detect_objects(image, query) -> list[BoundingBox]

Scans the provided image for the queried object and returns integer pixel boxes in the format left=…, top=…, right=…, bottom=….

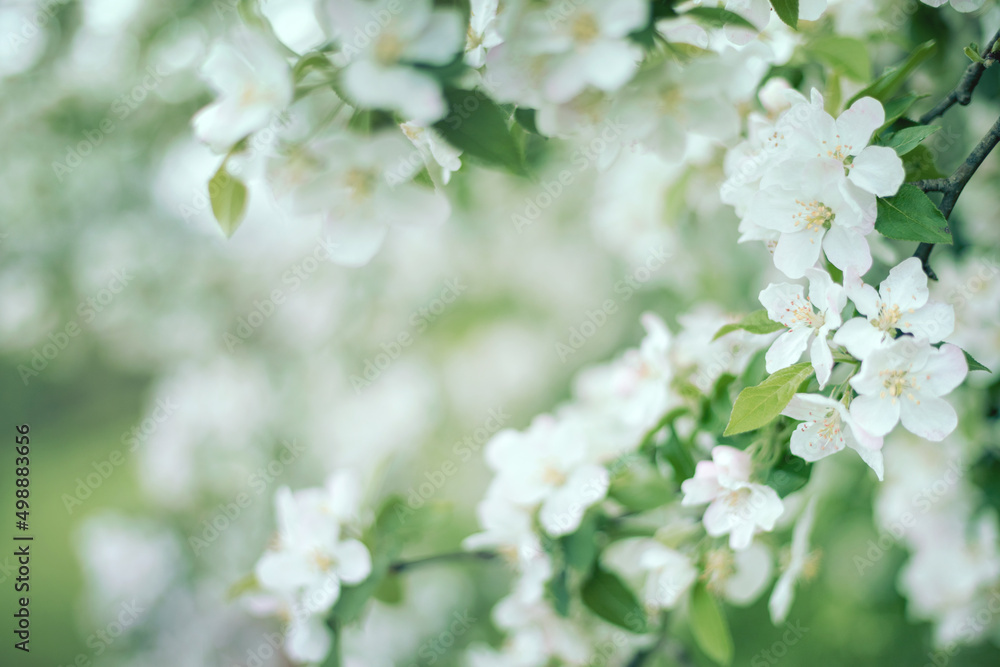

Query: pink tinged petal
left=810, top=335, right=834, bottom=387
left=334, top=539, right=373, bottom=584
left=849, top=394, right=900, bottom=437
left=822, top=224, right=872, bottom=276
left=774, top=228, right=825, bottom=279
left=849, top=146, right=905, bottom=197
left=836, top=97, right=885, bottom=153
left=900, top=302, right=954, bottom=344
left=920, top=343, right=968, bottom=396
left=766, top=328, right=812, bottom=374
left=790, top=420, right=845, bottom=462
left=749, top=484, right=784, bottom=531
left=712, top=446, right=752, bottom=486
left=681, top=461, right=723, bottom=505
left=880, top=257, right=929, bottom=309
left=703, top=499, right=740, bottom=540
left=899, top=396, right=957, bottom=441
left=845, top=419, right=882, bottom=451
left=832, top=317, right=886, bottom=360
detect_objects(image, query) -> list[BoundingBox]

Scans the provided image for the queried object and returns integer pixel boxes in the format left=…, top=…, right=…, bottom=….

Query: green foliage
left=770, top=0, right=799, bottom=29
left=903, top=144, right=947, bottom=181
left=434, top=88, right=526, bottom=175
left=963, top=349, right=991, bottom=373
left=724, top=363, right=814, bottom=436
left=875, top=185, right=952, bottom=244
left=581, top=568, right=648, bottom=633
left=847, top=40, right=936, bottom=106
left=766, top=453, right=813, bottom=497
left=689, top=583, right=734, bottom=666
left=209, top=163, right=248, bottom=238
left=683, top=7, right=757, bottom=31
left=879, top=93, right=926, bottom=131
left=883, top=125, right=940, bottom=155
left=563, top=510, right=601, bottom=572
left=609, top=464, right=676, bottom=512
left=713, top=310, right=785, bottom=341
left=808, top=36, right=871, bottom=82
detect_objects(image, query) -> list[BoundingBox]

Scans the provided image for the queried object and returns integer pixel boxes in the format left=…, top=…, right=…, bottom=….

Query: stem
left=918, top=27, right=1000, bottom=125
left=389, top=550, right=497, bottom=573
left=912, top=111, right=1000, bottom=278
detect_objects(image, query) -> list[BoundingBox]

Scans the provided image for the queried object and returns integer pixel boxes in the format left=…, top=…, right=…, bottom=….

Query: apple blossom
left=681, top=446, right=784, bottom=550
left=834, top=257, right=956, bottom=360
left=602, top=538, right=698, bottom=611
left=192, top=30, right=293, bottom=153
left=849, top=338, right=968, bottom=440
left=759, top=269, right=846, bottom=386
left=465, top=0, right=503, bottom=68
left=323, top=0, right=464, bottom=122
left=782, top=393, right=884, bottom=479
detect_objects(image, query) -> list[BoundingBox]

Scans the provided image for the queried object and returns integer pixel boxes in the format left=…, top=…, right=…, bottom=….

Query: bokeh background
left=2, top=0, right=1000, bottom=665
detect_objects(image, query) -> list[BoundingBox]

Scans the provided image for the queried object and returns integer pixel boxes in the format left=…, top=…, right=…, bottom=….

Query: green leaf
left=682, top=7, right=757, bottom=31
left=713, top=310, right=784, bottom=341
left=884, top=125, right=940, bottom=155
left=581, top=568, right=648, bottom=633
left=880, top=93, right=924, bottom=131
left=514, top=107, right=541, bottom=135
left=808, top=36, right=871, bottom=81
left=770, top=0, right=799, bottom=29
left=689, top=584, right=734, bottom=666
left=372, top=574, right=403, bottom=604
left=903, top=144, right=947, bottom=181
left=963, top=349, right=991, bottom=373
left=209, top=164, right=248, bottom=238
left=609, top=466, right=675, bottom=512
left=546, top=565, right=571, bottom=617
left=724, top=363, right=814, bottom=436
left=847, top=40, right=936, bottom=106
left=563, top=511, right=600, bottom=572
left=766, top=454, right=813, bottom=497
left=965, top=44, right=986, bottom=65
left=434, top=88, right=525, bottom=175
left=875, top=184, right=952, bottom=245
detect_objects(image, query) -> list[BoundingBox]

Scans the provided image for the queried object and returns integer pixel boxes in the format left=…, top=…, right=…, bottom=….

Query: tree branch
left=389, top=549, right=497, bottom=573
left=913, top=111, right=1000, bottom=278
left=919, top=28, right=1000, bottom=125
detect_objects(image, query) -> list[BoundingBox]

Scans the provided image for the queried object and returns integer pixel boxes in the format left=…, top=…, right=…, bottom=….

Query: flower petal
left=849, top=146, right=905, bottom=197
left=899, top=396, right=957, bottom=441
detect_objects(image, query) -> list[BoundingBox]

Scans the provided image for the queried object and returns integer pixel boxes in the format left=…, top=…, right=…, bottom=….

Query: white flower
left=192, top=30, right=292, bottom=153
left=269, top=130, right=450, bottom=266
left=834, top=257, right=956, bottom=360
left=400, top=121, right=463, bottom=185
left=920, top=0, right=986, bottom=12
left=759, top=269, right=846, bottom=386
left=465, top=0, right=503, bottom=67
left=324, top=0, right=464, bottom=122
left=747, top=158, right=877, bottom=278
left=786, top=94, right=905, bottom=199
left=491, top=0, right=648, bottom=105
left=769, top=497, right=819, bottom=624
left=484, top=416, right=610, bottom=537
left=702, top=543, right=774, bottom=606
left=724, top=0, right=828, bottom=44
left=782, top=394, right=884, bottom=480
left=254, top=475, right=373, bottom=620
left=462, top=492, right=541, bottom=565
left=681, top=446, right=784, bottom=550
left=849, top=338, right=968, bottom=440
left=602, top=538, right=698, bottom=611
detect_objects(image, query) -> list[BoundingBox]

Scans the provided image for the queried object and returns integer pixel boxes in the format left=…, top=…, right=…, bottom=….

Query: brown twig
left=918, top=28, right=1000, bottom=125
